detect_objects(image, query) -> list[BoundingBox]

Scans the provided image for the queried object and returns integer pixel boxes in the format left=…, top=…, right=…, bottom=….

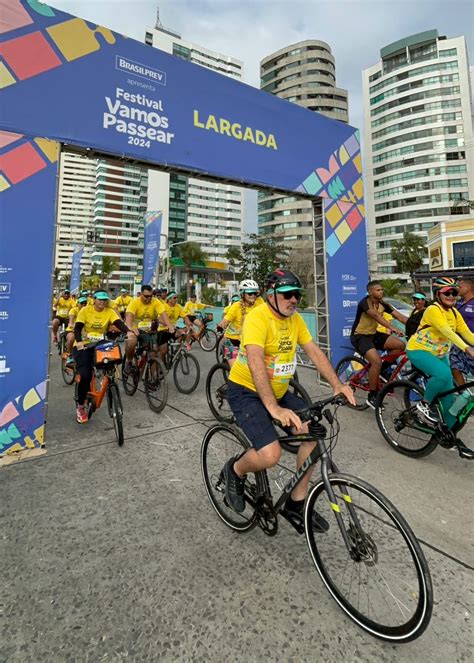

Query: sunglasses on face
left=278, top=290, right=302, bottom=301
left=142, top=294, right=153, bottom=299
left=441, top=289, right=458, bottom=297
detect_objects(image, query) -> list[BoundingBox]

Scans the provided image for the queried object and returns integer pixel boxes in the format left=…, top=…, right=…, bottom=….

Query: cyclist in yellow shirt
left=223, top=294, right=240, bottom=316
left=124, top=284, right=173, bottom=372
left=157, top=291, right=193, bottom=361
left=114, top=288, right=133, bottom=320
left=217, top=279, right=259, bottom=365
left=74, top=290, right=130, bottom=423
left=183, top=294, right=213, bottom=346
left=52, top=288, right=74, bottom=343
left=222, top=269, right=355, bottom=529
left=65, top=294, right=88, bottom=356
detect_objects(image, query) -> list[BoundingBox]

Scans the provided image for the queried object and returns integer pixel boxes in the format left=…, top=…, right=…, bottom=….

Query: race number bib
left=57, top=308, right=68, bottom=316
left=138, top=321, right=152, bottom=330
left=86, top=332, right=103, bottom=341
left=273, top=358, right=296, bottom=378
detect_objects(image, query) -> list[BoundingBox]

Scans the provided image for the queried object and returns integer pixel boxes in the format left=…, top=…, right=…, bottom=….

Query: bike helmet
left=120, top=288, right=128, bottom=294
left=432, top=276, right=458, bottom=294
left=265, top=269, right=302, bottom=293
left=239, top=279, right=259, bottom=293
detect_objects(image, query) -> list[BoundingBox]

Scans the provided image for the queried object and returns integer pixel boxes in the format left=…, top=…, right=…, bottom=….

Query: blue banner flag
left=143, top=212, right=162, bottom=286
left=69, top=245, right=84, bottom=294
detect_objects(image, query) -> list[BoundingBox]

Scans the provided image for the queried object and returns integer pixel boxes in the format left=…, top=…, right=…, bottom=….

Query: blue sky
left=51, top=0, right=474, bottom=231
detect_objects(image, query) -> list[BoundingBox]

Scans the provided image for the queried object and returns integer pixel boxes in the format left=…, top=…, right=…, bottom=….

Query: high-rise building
left=144, top=19, right=244, bottom=281
left=362, top=30, right=474, bottom=280
left=55, top=151, right=96, bottom=279
left=258, top=40, right=349, bottom=244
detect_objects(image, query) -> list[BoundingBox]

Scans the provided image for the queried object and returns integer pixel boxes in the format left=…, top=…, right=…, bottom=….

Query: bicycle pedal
left=280, top=508, right=305, bottom=535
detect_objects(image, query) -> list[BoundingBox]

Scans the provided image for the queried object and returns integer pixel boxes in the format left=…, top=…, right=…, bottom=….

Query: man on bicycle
left=350, top=280, right=408, bottom=409
left=74, top=290, right=130, bottom=423
left=124, top=284, right=173, bottom=372
left=450, top=275, right=474, bottom=386
left=222, top=269, right=355, bottom=531
left=217, top=279, right=260, bottom=365
left=52, top=288, right=74, bottom=343
left=183, top=294, right=212, bottom=347
left=114, top=288, right=132, bottom=320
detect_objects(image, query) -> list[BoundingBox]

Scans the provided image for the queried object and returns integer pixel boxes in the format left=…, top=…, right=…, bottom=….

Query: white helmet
left=239, top=279, right=259, bottom=293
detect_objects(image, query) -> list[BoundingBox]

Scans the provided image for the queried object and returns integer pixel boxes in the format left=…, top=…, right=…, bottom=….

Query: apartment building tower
left=362, top=30, right=474, bottom=280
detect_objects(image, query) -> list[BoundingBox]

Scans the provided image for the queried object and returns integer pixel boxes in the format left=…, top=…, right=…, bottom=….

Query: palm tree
left=380, top=278, right=401, bottom=297
left=177, top=242, right=208, bottom=299
left=100, top=256, right=119, bottom=289
left=390, top=232, right=427, bottom=289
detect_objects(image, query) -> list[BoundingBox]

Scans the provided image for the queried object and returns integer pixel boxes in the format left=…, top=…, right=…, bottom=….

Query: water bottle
left=448, top=389, right=473, bottom=417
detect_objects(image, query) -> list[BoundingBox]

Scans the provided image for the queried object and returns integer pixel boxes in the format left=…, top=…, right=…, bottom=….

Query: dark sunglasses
left=278, top=290, right=302, bottom=301
left=441, top=289, right=458, bottom=297
left=142, top=294, right=153, bottom=299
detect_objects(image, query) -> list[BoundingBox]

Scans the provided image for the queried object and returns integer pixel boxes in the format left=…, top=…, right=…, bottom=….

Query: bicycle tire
left=215, top=334, right=225, bottom=363
left=335, top=355, right=370, bottom=411
left=375, top=380, right=438, bottom=458
left=107, top=382, right=124, bottom=446
left=144, top=357, right=168, bottom=413
left=121, top=355, right=139, bottom=396
left=201, top=424, right=261, bottom=532
left=199, top=328, right=218, bottom=352
left=61, top=356, right=75, bottom=386
left=305, top=473, right=433, bottom=642
left=279, top=379, right=312, bottom=454
left=173, top=351, right=200, bottom=394
left=206, top=362, right=234, bottom=423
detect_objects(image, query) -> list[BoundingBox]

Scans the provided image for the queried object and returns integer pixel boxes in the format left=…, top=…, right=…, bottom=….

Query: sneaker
left=66, top=355, right=75, bottom=367
left=365, top=392, right=379, bottom=410
left=456, top=440, right=474, bottom=460
left=222, top=457, right=246, bottom=513
left=76, top=405, right=88, bottom=424
left=283, top=499, right=329, bottom=533
left=416, top=401, right=439, bottom=423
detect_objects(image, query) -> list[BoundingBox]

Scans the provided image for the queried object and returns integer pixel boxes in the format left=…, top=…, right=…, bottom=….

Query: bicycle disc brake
left=347, top=523, right=378, bottom=565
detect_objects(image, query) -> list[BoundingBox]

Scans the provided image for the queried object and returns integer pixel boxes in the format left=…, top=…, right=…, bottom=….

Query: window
left=453, top=241, right=474, bottom=267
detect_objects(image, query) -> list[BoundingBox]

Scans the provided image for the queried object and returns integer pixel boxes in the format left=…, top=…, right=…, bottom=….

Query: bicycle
left=122, top=332, right=168, bottom=413
left=185, top=312, right=218, bottom=352
left=74, top=337, right=125, bottom=446
left=163, top=334, right=200, bottom=394
left=335, top=349, right=419, bottom=411
left=375, top=375, right=474, bottom=459
left=201, top=394, right=433, bottom=642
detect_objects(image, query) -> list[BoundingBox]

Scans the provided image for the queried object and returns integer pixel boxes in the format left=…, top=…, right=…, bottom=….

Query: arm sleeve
left=113, top=318, right=129, bottom=334
left=74, top=321, right=84, bottom=342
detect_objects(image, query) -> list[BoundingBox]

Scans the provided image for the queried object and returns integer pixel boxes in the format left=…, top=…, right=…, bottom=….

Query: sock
left=286, top=496, right=304, bottom=513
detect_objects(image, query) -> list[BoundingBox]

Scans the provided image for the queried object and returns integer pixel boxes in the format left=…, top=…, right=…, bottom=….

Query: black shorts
left=157, top=330, right=176, bottom=346
left=54, top=316, right=69, bottom=327
left=351, top=332, right=390, bottom=356
left=227, top=381, right=307, bottom=450
left=187, top=315, right=197, bottom=323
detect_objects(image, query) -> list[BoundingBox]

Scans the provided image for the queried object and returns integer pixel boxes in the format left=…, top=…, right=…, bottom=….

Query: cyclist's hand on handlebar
left=126, top=330, right=137, bottom=340
left=391, top=327, right=404, bottom=337
left=270, top=406, right=303, bottom=431
left=333, top=383, right=356, bottom=406
left=168, top=325, right=175, bottom=334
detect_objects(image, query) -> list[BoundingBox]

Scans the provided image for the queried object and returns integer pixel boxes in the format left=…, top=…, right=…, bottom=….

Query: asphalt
left=1, top=347, right=473, bottom=662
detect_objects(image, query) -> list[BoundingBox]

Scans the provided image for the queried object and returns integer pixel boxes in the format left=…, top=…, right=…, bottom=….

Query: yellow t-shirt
left=224, top=300, right=258, bottom=341
left=126, top=297, right=166, bottom=331
left=164, top=302, right=187, bottom=326
left=114, top=295, right=132, bottom=313
left=255, top=296, right=265, bottom=307
left=229, top=304, right=313, bottom=399
left=75, top=306, right=120, bottom=345
left=184, top=301, right=207, bottom=316
left=66, top=304, right=84, bottom=331
left=54, top=296, right=74, bottom=318
left=407, top=303, right=474, bottom=356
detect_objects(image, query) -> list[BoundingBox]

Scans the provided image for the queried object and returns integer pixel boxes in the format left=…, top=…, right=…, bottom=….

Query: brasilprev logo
left=116, top=56, right=167, bottom=85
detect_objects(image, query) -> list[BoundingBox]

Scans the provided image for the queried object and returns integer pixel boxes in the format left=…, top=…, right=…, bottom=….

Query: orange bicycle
left=74, top=338, right=125, bottom=445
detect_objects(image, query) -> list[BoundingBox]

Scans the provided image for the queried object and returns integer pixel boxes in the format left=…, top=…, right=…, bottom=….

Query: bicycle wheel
left=335, top=355, right=369, bottom=411
left=61, top=356, right=75, bottom=385
left=201, top=424, right=261, bottom=532
left=305, top=473, right=433, bottom=642
left=173, top=351, right=200, bottom=393
left=107, top=382, right=124, bottom=446
left=206, top=362, right=234, bottom=423
left=375, top=380, right=438, bottom=458
left=199, top=328, right=218, bottom=352
left=144, top=357, right=168, bottom=413
left=215, top=334, right=225, bottom=363
left=279, top=379, right=312, bottom=454
left=121, top=355, right=139, bottom=396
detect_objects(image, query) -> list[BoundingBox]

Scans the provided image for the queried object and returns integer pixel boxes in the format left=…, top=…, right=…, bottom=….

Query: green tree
left=239, top=234, right=288, bottom=287
left=177, top=242, right=208, bottom=299
left=100, top=256, right=119, bottom=289
left=201, top=286, right=218, bottom=305
left=53, top=267, right=61, bottom=289
left=390, top=232, right=427, bottom=288
left=225, top=246, right=241, bottom=281
left=81, top=274, right=101, bottom=291
left=380, top=278, right=401, bottom=297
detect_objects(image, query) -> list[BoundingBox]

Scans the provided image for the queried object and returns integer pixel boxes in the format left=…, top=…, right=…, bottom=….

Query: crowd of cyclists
left=51, top=270, right=474, bottom=474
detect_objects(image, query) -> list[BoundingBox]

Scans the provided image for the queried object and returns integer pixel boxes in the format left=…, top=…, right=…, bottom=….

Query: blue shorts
left=227, top=380, right=307, bottom=450
left=450, top=345, right=474, bottom=377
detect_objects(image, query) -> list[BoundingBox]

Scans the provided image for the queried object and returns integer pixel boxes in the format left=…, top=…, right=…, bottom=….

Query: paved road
left=1, top=347, right=473, bottom=662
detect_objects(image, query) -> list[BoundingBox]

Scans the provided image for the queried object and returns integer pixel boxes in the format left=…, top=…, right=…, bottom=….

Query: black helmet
left=265, top=269, right=302, bottom=293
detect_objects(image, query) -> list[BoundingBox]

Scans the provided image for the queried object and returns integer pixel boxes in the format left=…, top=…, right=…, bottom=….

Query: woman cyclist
left=406, top=277, right=474, bottom=452
left=73, top=290, right=131, bottom=424
left=217, top=279, right=260, bottom=365
left=405, top=292, right=428, bottom=339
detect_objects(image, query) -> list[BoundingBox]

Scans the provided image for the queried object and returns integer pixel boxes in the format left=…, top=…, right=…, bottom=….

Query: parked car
left=383, top=297, right=412, bottom=318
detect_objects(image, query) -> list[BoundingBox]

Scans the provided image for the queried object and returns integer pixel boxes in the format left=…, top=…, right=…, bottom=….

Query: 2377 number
left=128, top=137, right=151, bottom=148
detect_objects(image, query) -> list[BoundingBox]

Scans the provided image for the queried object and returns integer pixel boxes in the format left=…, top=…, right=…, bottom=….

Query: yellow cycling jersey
left=407, top=303, right=474, bottom=356
left=162, top=302, right=187, bottom=328
left=66, top=305, right=84, bottom=331
left=54, top=296, right=74, bottom=318
left=223, top=300, right=258, bottom=341
left=114, top=295, right=132, bottom=313
left=229, top=303, right=312, bottom=400
left=183, top=301, right=207, bottom=316
left=75, top=306, right=121, bottom=345
left=255, top=296, right=265, bottom=307
left=126, top=297, right=166, bottom=331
